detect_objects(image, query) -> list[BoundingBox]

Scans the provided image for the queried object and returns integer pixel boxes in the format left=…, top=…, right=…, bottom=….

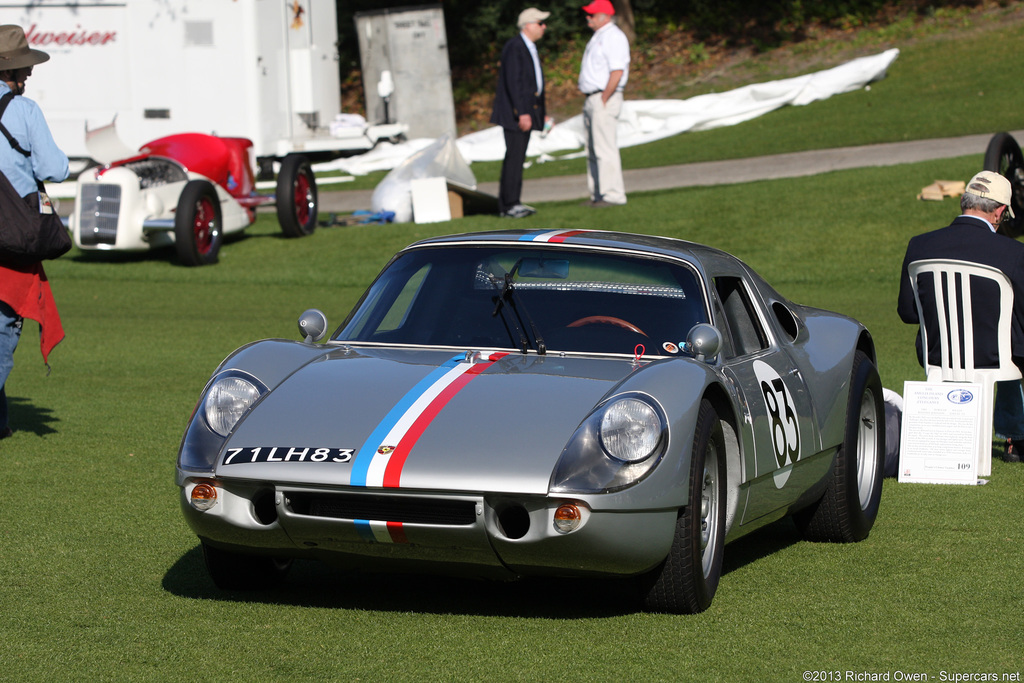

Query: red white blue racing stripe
left=350, top=352, right=508, bottom=489
left=518, top=229, right=589, bottom=242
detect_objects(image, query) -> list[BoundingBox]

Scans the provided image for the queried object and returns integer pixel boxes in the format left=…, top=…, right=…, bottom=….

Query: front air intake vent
left=287, top=492, right=476, bottom=526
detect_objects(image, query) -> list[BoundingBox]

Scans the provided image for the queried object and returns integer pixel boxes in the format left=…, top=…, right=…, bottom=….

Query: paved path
left=318, top=129, right=1024, bottom=214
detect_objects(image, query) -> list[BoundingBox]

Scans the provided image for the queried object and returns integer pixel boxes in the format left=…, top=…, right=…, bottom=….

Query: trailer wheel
left=174, top=180, right=223, bottom=266
left=983, top=132, right=1024, bottom=238
left=277, top=155, right=318, bottom=237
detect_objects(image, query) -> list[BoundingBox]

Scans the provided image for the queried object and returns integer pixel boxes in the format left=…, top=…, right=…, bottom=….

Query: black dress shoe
left=1005, top=438, right=1022, bottom=463
left=0, top=426, right=12, bottom=440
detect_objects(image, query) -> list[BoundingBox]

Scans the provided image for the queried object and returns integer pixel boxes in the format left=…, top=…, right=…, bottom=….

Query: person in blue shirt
left=0, top=24, right=69, bottom=440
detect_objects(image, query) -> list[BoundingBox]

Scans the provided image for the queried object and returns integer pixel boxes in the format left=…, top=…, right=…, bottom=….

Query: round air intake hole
left=497, top=505, right=531, bottom=540
left=252, top=489, right=278, bottom=525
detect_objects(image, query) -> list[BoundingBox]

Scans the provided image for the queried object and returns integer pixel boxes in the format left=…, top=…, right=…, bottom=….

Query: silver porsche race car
left=176, top=229, right=884, bottom=614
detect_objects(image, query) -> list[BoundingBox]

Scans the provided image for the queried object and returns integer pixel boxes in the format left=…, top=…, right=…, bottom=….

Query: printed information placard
left=898, top=380, right=981, bottom=485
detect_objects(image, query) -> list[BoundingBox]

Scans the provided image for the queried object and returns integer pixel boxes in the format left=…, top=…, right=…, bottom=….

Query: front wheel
left=174, top=180, right=223, bottom=266
left=794, top=350, right=884, bottom=543
left=276, top=154, right=318, bottom=237
left=640, top=399, right=726, bottom=614
left=983, top=132, right=1024, bottom=238
left=201, top=541, right=292, bottom=590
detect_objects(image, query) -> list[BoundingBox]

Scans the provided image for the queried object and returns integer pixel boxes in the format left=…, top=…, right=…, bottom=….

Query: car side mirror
left=685, top=323, right=722, bottom=363
left=298, top=309, right=328, bottom=344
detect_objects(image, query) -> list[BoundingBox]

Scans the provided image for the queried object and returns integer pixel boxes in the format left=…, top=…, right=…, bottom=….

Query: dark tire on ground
left=639, top=399, right=726, bottom=614
left=174, top=180, right=223, bottom=266
left=983, top=132, right=1024, bottom=238
left=276, top=154, right=318, bottom=237
left=201, top=541, right=292, bottom=590
left=794, top=350, right=884, bottom=543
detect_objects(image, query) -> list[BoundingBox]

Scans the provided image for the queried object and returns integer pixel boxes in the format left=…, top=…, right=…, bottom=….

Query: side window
left=714, top=276, right=768, bottom=356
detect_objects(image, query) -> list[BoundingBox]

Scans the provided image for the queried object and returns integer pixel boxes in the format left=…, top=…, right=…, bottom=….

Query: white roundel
left=752, top=360, right=802, bottom=488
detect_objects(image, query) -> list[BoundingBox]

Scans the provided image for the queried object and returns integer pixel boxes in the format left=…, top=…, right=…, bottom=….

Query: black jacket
left=489, top=34, right=545, bottom=132
left=897, top=215, right=1024, bottom=369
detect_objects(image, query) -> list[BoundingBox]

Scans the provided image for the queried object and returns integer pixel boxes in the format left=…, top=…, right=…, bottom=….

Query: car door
left=710, top=273, right=819, bottom=524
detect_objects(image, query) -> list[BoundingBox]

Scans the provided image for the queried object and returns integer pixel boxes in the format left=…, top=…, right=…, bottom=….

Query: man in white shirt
left=578, top=0, right=629, bottom=207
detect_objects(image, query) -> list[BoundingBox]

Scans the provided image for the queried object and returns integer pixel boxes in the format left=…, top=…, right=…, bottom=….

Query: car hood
left=217, top=347, right=642, bottom=494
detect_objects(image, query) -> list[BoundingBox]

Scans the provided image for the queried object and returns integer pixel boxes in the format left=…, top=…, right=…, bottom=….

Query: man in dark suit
left=897, top=170, right=1024, bottom=461
left=490, top=7, right=549, bottom=218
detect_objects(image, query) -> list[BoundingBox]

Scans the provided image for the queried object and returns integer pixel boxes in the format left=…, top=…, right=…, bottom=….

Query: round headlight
left=204, top=376, right=261, bottom=436
left=599, top=397, right=662, bottom=463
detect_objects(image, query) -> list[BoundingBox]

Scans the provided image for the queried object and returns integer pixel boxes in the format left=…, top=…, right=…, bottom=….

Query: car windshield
left=336, top=245, right=709, bottom=355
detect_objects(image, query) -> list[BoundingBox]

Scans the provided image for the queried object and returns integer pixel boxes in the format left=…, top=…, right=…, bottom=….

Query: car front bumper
left=179, top=477, right=678, bottom=579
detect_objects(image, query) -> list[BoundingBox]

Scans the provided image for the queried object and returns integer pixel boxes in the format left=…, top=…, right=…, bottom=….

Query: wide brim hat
left=0, top=25, right=50, bottom=71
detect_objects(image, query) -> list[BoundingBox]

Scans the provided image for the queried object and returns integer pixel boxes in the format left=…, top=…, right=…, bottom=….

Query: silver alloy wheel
left=700, top=441, right=721, bottom=577
left=856, top=390, right=879, bottom=510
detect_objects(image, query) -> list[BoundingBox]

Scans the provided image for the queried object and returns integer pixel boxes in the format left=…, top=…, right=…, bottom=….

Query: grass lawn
left=3, top=152, right=1023, bottom=680
left=4, top=4, right=1024, bottom=681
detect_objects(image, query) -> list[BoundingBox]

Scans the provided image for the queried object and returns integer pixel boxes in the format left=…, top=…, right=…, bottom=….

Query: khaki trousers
left=583, top=92, right=626, bottom=204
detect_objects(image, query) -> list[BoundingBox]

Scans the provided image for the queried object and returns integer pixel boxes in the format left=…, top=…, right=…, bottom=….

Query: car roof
left=405, top=229, right=736, bottom=268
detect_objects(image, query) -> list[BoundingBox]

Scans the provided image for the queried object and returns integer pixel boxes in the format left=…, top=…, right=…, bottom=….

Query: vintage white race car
left=69, top=132, right=318, bottom=266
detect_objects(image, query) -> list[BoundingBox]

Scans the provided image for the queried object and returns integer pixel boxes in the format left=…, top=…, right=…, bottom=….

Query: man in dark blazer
left=897, top=170, right=1024, bottom=461
left=490, top=7, right=549, bottom=218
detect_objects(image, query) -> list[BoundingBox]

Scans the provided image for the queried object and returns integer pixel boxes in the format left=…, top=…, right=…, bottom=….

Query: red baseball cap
left=582, top=0, right=615, bottom=15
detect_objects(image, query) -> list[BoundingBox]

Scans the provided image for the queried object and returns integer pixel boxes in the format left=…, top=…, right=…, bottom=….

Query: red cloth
left=0, top=262, right=64, bottom=363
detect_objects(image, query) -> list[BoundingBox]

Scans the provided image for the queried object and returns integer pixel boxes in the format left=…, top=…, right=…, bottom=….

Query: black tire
left=983, top=132, right=1024, bottom=238
left=201, top=541, right=292, bottom=590
left=276, top=155, right=318, bottom=237
left=794, top=350, right=884, bottom=543
left=174, top=180, right=223, bottom=266
left=640, top=399, right=726, bottom=614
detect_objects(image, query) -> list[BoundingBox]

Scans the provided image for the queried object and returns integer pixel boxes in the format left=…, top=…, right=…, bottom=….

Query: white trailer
left=0, top=0, right=405, bottom=169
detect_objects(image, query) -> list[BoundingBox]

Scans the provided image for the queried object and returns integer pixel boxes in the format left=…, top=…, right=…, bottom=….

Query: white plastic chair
left=908, top=258, right=1022, bottom=476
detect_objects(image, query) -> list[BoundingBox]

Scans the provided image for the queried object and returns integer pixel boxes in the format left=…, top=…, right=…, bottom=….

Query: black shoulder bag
left=0, top=92, right=72, bottom=265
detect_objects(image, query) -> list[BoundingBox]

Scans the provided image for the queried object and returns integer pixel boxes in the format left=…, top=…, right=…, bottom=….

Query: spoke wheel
left=277, top=154, right=319, bottom=237
left=174, top=180, right=223, bottom=266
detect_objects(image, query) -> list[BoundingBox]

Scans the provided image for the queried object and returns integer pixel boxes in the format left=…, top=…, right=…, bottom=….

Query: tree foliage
left=334, top=0, right=988, bottom=73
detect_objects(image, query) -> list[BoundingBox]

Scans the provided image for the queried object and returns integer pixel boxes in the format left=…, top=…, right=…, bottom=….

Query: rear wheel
left=276, top=154, right=318, bottom=237
left=640, top=399, right=726, bottom=614
left=983, top=132, right=1024, bottom=238
left=201, top=541, right=292, bottom=590
left=795, top=350, right=884, bottom=542
left=174, top=180, right=222, bottom=266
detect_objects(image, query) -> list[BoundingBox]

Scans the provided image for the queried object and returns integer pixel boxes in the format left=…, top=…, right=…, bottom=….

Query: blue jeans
left=0, top=300, right=23, bottom=431
left=994, top=379, right=1024, bottom=441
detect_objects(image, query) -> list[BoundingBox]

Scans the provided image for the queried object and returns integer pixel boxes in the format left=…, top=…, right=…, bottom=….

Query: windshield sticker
left=752, top=360, right=802, bottom=488
left=350, top=352, right=509, bottom=488
left=223, top=447, right=354, bottom=465
left=662, top=342, right=679, bottom=354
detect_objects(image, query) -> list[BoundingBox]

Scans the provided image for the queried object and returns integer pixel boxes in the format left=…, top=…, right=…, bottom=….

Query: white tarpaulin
left=321, top=48, right=899, bottom=177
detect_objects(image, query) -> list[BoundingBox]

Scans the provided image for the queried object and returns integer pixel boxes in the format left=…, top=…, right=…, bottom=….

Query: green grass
left=5, top=6, right=1024, bottom=681
left=4, top=154, right=1023, bottom=681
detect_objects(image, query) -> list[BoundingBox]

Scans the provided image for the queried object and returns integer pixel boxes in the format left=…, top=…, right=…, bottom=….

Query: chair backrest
left=908, top=258, right=1022, bottom=382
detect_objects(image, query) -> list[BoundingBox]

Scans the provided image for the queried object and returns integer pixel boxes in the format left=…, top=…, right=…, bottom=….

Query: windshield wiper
left=491, top=263, right=547, bottom=355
